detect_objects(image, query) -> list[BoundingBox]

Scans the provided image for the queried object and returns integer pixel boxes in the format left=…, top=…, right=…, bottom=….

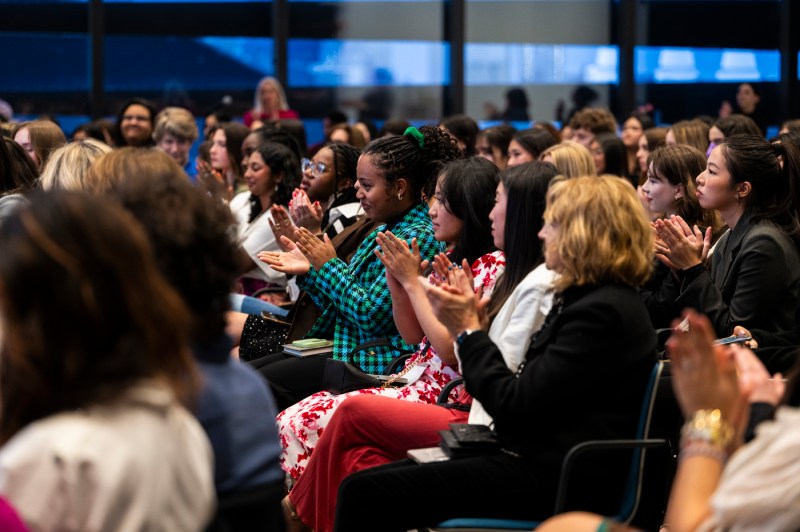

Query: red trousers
left=289, top=395, right=468, bottom=532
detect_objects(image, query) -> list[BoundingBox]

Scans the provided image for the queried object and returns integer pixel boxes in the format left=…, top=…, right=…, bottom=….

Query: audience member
left=230, top=141, right=299, bottom=294
left=475, top=124, right=515, bottom=170
left=114, top=98, right=157, bottom=147
left=507, top=128, right=557, bottom=166
left=101, top=155, right=284, bottom=528
left=0, top=138, right=38, bottom=225
left=540, top=140, right=597, bottom=177
left=11, top=120, right=66, bottom=172
left=38, top=139, right=112, bottom=191
left=0, top=192, right=214, bottom=531
left=590, top=132, right=627, bottom=180
left=439, top=114, right=479, bottom=156
left=328, top=123, right=367, bottom=150
left=153, top=106, right=199, bottom=177
left=654, top=135, right=800, bottom=337
left=666, top=119, right=710, bottom=154
left=708, top=114, right=762, bottom=157
left=209, top=121, right=251, bottom=197
left=244, top=76, right=299, bottom=127
left=621, top=111, right=654, bottom=181
left=568, top=107, right=617, bottom=148
left=254, top=126, right=459, bottom=408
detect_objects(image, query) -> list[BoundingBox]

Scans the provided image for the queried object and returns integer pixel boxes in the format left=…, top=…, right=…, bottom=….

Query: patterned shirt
left=299, top=203, right=444, bottom=374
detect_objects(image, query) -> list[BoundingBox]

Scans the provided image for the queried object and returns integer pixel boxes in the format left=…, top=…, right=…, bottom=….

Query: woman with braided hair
left=276, top=156, right=503, bottom=482
left=254, top=126, right=461, bottom=409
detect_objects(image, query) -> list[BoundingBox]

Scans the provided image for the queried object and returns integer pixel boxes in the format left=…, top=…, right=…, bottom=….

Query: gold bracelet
left=681, top=408, right=734, bottom=451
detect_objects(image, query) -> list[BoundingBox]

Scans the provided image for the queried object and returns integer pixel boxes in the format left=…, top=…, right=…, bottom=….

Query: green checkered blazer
left=299, top=202, right=444, bottom=374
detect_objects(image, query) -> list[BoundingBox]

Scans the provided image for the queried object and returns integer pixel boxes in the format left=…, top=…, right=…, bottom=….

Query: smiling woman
left=229, top=141, right=299, bottom=292
left=114, top=98, right=156, bottom=148
left=252, top=125, right=460, bottom=409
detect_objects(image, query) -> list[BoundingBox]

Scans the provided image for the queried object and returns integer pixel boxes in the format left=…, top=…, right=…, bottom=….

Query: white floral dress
left=278, top=251, right=505, bottom=479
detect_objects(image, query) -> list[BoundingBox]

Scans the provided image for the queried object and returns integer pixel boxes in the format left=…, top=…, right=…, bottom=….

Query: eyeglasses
left=302, top=158, right=329, bottom=176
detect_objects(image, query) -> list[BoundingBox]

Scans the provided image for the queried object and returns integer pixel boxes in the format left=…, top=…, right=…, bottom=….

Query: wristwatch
left=456, top=329, right=477, bottom=347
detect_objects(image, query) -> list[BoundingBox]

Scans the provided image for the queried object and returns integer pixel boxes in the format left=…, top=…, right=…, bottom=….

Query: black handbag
left=438, top=423, right=500, bottom=458
left=321, top=358, right=383, bottom=394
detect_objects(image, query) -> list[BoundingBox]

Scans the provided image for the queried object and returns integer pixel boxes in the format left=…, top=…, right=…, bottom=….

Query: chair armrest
left=437, top=377, right=465, bottom=404
left=554, top=438, right=669, bottom=514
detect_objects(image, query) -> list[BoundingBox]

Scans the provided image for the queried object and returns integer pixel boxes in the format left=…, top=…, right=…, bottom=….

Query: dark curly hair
left=247, top=141, right=301, bottom=223
left=105, top=168, right=239, bottom=348
left=362, top=125, right=462, bottom=202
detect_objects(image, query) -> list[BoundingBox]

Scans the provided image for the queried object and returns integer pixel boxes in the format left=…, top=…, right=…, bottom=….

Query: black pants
left=250, top=352, right=330, bottom=410
left=333, top=455, right=553, bottom=532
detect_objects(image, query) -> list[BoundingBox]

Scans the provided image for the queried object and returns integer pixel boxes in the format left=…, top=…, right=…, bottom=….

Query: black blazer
left=676, top=213, right=800, bottom=337
left=458, top=283, right=656, bottom=503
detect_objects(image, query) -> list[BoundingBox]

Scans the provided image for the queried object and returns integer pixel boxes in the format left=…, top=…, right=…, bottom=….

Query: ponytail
left=722, top=134, right=800, bottom=245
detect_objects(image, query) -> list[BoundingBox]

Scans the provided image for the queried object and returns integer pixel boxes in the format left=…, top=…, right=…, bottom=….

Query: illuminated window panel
left=466, top=43, right=619, bottom=86
left=636, top=46, right=780, bottom=84
left=288, top=38, right=449, bottom=88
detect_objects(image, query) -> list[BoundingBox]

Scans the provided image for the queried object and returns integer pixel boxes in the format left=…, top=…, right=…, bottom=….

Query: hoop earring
left=398, top=193, right=403, bottom=201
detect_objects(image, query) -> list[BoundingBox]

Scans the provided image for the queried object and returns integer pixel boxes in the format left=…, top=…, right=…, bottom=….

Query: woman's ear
left=674, top=183, right=684, bottom=200
left=737, top=181, right=752, bottom=199
left=394, top=178, right=409, bottom=200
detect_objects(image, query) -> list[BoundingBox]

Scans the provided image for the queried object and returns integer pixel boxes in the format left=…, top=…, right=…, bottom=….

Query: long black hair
left=248, top=141, right=300, bottom=222
left=437, top=157, right=498, bottom=265
left=486, top=161, right=559, bottom=320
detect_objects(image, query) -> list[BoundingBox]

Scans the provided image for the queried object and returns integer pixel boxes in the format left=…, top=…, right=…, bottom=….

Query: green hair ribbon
left=403, top=126, right=425, bottom=149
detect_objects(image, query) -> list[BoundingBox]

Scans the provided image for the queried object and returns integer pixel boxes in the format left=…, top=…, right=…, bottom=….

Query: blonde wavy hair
left=540, top=140, right=597, bottom=178
left=544, top=175, right=653, bottom=291
left=39, top=139, right=113, bottom=191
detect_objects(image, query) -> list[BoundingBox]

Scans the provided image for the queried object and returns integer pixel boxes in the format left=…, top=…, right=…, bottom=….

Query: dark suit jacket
left=676, top=213, right=800, bottom=337
left=458, top=283, right=656, bottom=505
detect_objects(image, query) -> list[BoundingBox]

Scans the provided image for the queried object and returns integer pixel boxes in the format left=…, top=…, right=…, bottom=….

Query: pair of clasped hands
left=259, top=189, right=330, bottom=273
left=654, top=215, right=757, bottom=348
left=652, top=214, right=713, bottom=272
left=371, top=233, right=490, bottom=339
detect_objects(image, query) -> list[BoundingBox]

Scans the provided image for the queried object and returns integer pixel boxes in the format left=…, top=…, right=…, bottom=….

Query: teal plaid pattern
left=299, top=203, right=444, bottom=374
